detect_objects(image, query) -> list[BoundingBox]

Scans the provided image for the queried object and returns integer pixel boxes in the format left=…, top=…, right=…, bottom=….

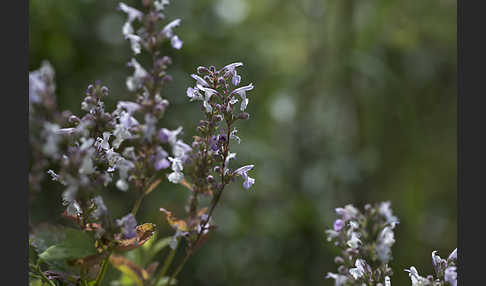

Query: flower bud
left=68, top=115, right=81, bottom=125
left=100, top=86, right=109, bottom=96
left=238, top=112, right=250, bottom=120
left=207, top=175, right=214, bottom=183
left=86, top=84, right=94, bottom=95
left=197, top=66, right=209, bottom=74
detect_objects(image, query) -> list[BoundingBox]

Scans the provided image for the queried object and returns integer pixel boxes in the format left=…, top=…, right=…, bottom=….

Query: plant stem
left=167, top=252, right=190, bottom=286
left=93, top=251, right=111, bottom=286
left=153, top=238, right=179, bottom=286
left=131, top=194, right=145, bottom=216
left=37, top=265, right=56, bottom=286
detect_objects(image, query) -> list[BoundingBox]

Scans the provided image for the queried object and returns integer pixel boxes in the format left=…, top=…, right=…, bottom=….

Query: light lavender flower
left=117, top=213, right=137, bottom=239
left=234, top=165, right=255, bottom=190
left=231, top=83, right=254, bottom=111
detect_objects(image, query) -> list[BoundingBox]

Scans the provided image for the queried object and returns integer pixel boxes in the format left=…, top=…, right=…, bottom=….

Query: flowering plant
left=325, top=202, right=457, bottom=286
left=28, top=1, right=255, bottom=285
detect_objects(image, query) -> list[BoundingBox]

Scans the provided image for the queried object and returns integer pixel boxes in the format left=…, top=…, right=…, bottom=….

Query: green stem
left=93, top=252, right=111, bottom=286
left=153, top=238, right=179, bottom=286
left=131, top=194, right=145, bottom=216
left=167, top=253, right=190, bottom=286
left=36, top=264, right=56, bottom=286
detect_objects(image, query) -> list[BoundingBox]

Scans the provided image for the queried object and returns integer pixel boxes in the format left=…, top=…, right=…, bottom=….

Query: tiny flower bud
left=238, top=112, right=250, bottom=120
left=100, top=86, right=109, bottom=96
left=162, top=75, right=172, bottom=83
left=86, top=84, right=94, bottom=95
left=207, top=175, right=214, bottom=183
left=69, top=115, right=80, bottom=125
left=197, top=66, right=209, bottom=74
left=337, top=265, right=347, bottom=274
left=334, top=256, right=345, bottom=264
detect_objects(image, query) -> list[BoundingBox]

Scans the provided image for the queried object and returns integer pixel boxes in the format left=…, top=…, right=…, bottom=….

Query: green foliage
left=38, top=228, right=97, bottom=262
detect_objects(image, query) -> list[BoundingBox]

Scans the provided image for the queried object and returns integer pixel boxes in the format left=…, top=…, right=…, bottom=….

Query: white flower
left=161, top=19, right=181, bottom=38
left=326, top=272, right=348, bottom=286
left=347, top=232, right=361, bottom=249
left=119, top=3, right=143, bottom=23
left=171, top=35, right=183, bottom=50
left=234, top=165, right=255, bottom=190
left=448, top=248, right=457, bottom=261
left=191, top=74, right=209, bottom=87
left=349, top=259, right=367, bottom=280
left=222, top=62, right=243, bottom=86
left=231, top=83, right=254, bottom=111
left=125, top=34, right=142, bottom=54
left=377, top=226, right=395, bottom=263
left=168, top=171, right=184, bottom=183
left=196, top=84, right=219, bottom=113
left=405, top=267, right=429, bottom=286
left=384, top=276, right=391, bottom=286
left=154, top=0, right=170, bottom=11
left=230, top=128, right=240, bottom=144
left=126, top=58, right=148, bottom=91
left=379, top=201, right=399, bottom=227
left=335, top=204, right=359, bottom=220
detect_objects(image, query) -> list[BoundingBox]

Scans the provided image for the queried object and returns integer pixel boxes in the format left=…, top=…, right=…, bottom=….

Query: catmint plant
left=29, top=1, right=255, bottom=285
left=325, top=202, right=398, bottom=286
left=325, top=202, right=458, bottom=286
left=405, top=248, right=458, bottom=286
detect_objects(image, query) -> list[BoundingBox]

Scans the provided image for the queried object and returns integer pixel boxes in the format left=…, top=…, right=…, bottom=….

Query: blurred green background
left=29, top=0, right=457, bottom=285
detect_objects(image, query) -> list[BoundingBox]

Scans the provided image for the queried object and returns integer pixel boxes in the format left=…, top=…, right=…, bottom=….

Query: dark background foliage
left=29, top=0, right=456, bottom=285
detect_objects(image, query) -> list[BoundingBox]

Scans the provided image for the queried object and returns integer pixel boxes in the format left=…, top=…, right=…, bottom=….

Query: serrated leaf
left=39, top=228, right=97, bottom=262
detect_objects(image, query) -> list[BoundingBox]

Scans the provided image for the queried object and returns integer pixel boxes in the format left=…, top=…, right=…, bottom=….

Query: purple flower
left=333, top=219, right=344, bottom=232
left=186, top=87, right=203, bottom=101
left=117, top=213, right=137, bottom=239
left=158, top=127, right=183, bottom=145
left=234, top=165, right=255, bottom=190
left=154, top=147, right=170, bottom=170
left=444, top=266, right=457, bottom=286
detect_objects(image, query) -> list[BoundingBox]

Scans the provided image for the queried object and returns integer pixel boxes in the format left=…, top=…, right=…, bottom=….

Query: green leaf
left=39, top=228, right=97, bottom=262
left=144, top=237, right=172, bottom=263
left=28, top=279, right=43, bottom=286
left=155, top=277, right=178, bottom=286
left=30, top=224, right=66, bottom=254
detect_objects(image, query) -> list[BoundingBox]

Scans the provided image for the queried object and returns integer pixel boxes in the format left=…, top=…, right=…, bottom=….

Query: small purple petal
left=333, top=219, right=345, bottom=232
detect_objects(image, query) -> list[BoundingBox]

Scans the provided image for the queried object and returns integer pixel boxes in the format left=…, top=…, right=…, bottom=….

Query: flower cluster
left=325, top=202, right=399, bottom=286
left=405, top=248, right=458, bottom=286
left=157, top=63, right=256, bottom=284
left=29, top=1, right=255, bottom=285
left=28, top=61, right=69, bottom=193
